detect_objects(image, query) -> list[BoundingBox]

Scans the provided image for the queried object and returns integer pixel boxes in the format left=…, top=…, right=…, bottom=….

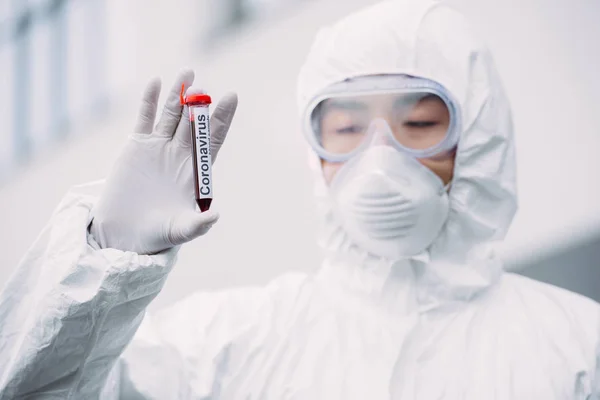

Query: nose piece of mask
left=364, top=118, right=394, bottom=147
left=329, top=145, right=450, bottom=260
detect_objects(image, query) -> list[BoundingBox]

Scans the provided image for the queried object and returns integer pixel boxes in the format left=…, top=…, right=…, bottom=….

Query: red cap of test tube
left=180, top=84, right=212, bottom=105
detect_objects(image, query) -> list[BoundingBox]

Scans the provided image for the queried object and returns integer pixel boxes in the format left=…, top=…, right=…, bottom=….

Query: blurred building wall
left=0, top=0, right=598, bottom=310
left=512, top=232, right=600, bottom=302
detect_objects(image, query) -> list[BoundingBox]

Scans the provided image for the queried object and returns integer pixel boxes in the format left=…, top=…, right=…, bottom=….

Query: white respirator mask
left=328, top=121, right=451, bottom=260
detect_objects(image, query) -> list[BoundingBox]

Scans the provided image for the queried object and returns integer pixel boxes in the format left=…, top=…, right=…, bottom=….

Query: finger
left=155, top=68, right=195, bottom=137
left=168, top=210, right=220, bottom=245
left=133, top=78, right=162, bottom=134
left=210, top=92, right=238, bottom=163
left=173, top=86, right=206, bottom=147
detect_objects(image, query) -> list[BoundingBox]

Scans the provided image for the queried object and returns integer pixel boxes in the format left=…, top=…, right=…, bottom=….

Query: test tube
left=180, top=85, right=213, bottom=212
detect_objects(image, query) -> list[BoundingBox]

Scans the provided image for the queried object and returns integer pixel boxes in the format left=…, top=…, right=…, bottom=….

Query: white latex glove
left=90, top=69, right=238, bottom=254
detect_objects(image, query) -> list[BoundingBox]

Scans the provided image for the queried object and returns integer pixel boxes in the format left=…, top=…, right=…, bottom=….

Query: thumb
left=168, top=210, right=220, bottom=246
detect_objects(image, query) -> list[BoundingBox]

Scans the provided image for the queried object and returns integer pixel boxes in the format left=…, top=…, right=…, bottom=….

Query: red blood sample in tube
left=180, top=85, right=213, bottom=212
left=197, top=198, right=212, bottom=212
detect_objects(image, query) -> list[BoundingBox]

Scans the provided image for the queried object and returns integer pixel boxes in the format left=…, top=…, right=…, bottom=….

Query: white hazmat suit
left=1, top=1, right=599, bottom=399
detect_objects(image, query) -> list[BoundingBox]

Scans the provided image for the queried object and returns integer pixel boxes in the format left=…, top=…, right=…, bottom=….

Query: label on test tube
left=190, top=105, right=212, bottom=212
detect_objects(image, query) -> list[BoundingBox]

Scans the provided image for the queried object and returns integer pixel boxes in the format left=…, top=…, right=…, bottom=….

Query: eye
left=404, top=121, right=438, bottom=128
left=336, top=125, right=364, bottom=134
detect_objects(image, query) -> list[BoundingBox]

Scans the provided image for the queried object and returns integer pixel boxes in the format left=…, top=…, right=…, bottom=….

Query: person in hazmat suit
left=1, top=1, right=599, bottom=399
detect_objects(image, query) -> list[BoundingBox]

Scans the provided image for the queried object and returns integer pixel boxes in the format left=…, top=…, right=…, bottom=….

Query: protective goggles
left=302, top=75, right=461, bottom=162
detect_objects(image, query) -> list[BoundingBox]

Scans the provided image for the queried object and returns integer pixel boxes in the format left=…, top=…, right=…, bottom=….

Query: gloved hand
left=90, top=69, right=238, bottom=254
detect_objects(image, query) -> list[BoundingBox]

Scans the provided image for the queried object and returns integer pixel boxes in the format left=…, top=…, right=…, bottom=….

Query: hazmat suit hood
left=297, top=0, right=518, bottom=304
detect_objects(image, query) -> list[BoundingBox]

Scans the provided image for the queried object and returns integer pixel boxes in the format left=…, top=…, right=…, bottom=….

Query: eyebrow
left=394, top=93, right=442, bottom=109
left=323, top=99, right=369, bottom=112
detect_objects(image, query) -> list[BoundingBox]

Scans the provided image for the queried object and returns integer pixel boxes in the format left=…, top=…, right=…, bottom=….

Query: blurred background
left=0, top=0, right=598, bottom=310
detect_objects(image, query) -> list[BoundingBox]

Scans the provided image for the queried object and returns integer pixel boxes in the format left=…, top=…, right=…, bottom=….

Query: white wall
left=1, top=0, right=599, bottom=310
